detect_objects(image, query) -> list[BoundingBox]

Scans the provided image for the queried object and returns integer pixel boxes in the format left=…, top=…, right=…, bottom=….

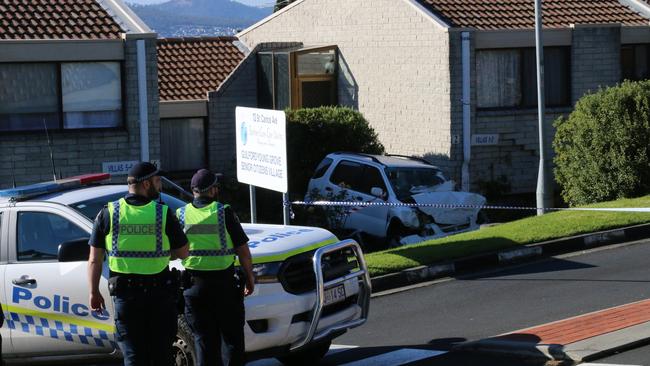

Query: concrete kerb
left=369, top=223, right=650, bottom=293
left=453, top=320, right=650, bottom=363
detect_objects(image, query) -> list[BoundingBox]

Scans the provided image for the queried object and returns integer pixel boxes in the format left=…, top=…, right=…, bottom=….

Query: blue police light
left=0, top=173, right=111, bottom=200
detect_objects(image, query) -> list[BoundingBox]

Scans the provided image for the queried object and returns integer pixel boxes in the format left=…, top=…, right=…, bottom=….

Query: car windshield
left=386, top=167, right=447, bottom=200
left=70, top=191, right=188, bottom=220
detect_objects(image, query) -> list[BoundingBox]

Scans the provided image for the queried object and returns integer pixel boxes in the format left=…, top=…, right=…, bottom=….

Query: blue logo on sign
left=241, top=122, right=248, bottom=146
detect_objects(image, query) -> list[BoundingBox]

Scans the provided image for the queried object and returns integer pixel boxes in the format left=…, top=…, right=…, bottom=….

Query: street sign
left=235, top=107, right=288, bottom=193
left=471, top=134, right=499, bottom=146
left=102, top=160, right=161, bottom=175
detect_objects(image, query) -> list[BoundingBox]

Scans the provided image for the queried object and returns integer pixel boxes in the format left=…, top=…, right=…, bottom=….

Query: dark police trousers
left=112, top=278, right=178, bottom=366
left=183, top=268, right=245, bottom=366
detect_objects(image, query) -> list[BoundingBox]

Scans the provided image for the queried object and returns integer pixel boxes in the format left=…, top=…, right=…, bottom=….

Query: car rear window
left=312, top=157, right=333, bottom=179
left=71, top=192, right=187, bottom=220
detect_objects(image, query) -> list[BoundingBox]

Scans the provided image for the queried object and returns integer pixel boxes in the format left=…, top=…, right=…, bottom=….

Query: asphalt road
left=339, top=239, right=650, bottom=348
left=21, top=238, right=650, bottom=365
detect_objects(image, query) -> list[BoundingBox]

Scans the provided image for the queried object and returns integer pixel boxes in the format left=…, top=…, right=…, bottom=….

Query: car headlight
left=252, top=262, right=282, bottom=284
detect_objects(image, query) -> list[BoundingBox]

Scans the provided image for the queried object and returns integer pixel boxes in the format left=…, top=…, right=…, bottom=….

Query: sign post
left=235, top=107, right=289, bottom=224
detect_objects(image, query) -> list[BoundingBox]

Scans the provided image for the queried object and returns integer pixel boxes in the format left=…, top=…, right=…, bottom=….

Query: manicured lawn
left=366, top=195, right=650, bottom=277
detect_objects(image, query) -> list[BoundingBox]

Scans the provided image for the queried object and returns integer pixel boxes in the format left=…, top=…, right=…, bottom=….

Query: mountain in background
left=128, top=0, right=273, bottom=37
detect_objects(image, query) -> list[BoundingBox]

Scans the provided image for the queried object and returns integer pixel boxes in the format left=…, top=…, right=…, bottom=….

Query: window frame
left=291, top=46, right=339, bottom=109
left=0, top=60, right=126, bottom=133
left=476, top=46, right=572, bottom=111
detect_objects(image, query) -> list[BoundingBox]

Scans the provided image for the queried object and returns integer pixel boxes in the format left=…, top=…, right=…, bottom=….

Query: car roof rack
left=384, top=154, right=435, bottom=166
left=331, top=151, right=383, bottom=164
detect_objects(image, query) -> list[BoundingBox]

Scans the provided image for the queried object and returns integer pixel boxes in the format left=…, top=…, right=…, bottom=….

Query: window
left=70, top=192, right=186, bottom=220
left=292, top=48, right=338, bottom=109
left=477, top=47, right=570, bottom=109
left=62, top=62, right=122, bottom=128
left=0, top=62, right=123, bottom=132
left=359, top=166, right=387, bottom=195
left=0, top=63, right=60, bottom=131
left=330, top=161, right=363, bottom=191
left=387, top=167, right=446, bottom=200
left=257, top=46, right=338, bottom=110
left=622, top=44, right=650, bottom=81
left=17, top=212, right=88, bottom=261
left=160, top=118, right=206, bottom=172
left=312, top=158, right=333, bottom=179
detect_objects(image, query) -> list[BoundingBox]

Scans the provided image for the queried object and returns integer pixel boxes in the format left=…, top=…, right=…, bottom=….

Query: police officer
left=87, top=162, right=189, bottom=366
left=179, top=169, right=254, bottom=366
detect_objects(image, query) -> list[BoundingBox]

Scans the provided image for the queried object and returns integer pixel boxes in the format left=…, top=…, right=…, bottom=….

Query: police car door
left=3, top=204, right=116, bottom=356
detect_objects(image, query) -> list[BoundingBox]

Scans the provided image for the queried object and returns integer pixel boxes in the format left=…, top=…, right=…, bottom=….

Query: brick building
left=0, top=0, right=159, bottom=189
left=234, top=0, right=650, bottom=195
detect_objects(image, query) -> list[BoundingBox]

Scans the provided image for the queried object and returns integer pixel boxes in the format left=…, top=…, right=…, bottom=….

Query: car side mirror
left=370, top=187, right=385, bottom=199
left=58, top=238, right=91, bottom=262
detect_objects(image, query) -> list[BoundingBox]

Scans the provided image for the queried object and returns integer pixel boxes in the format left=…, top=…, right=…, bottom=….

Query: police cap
left=191, top=169, right=222, bottom=193
left=127, top=162, right=166, bottom=183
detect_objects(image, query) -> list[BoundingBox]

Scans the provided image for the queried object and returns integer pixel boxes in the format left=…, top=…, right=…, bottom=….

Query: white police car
left=0, top=174, right=370, bottom=365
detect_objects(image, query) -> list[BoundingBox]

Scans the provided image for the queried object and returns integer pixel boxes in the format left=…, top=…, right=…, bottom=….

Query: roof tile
left=157, top=37, right=246, bottom=101
left=419, top=0, right=650, bottom=29
left=0, top=0, right=122, bottom=39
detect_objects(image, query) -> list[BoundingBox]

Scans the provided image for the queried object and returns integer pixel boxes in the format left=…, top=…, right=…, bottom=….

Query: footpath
left=457, top=298, right=650, bottom=362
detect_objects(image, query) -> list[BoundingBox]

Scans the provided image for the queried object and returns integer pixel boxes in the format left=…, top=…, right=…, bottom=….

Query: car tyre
left=386, top=221, right=405, bottom=248
left=276, top=339, right=332, bottom=365
left=174, top=315, right=196, bottom=366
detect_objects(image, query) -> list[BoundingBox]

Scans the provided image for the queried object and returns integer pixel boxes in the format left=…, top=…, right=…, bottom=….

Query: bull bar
left=290, top=239, right=371, bottom=351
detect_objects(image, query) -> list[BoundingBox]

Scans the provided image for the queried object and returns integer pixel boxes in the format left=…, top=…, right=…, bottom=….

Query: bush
left=286, top=106, right=384, bottom=197
left=553, top=80, right=650, bottom=206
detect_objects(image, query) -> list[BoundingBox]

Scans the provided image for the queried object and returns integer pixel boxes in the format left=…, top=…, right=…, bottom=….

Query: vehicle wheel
left=276, top=339, right=332, bottom=365
left=174, top=315, right=196, bottom=366
left=386, top=222, right=405, bottom=248
left=477, top=210, right=489, bottom=225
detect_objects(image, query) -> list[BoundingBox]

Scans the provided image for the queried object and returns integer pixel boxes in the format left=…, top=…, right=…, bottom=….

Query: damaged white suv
left=306, top=153, right=487, bottom=247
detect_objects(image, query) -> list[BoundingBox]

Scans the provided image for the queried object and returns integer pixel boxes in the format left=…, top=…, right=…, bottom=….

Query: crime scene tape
left=286, top=200, right=650, bottom=213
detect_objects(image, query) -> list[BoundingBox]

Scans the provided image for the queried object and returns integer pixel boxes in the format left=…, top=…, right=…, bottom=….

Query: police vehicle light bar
left=0, top=173, right=111, bottom=199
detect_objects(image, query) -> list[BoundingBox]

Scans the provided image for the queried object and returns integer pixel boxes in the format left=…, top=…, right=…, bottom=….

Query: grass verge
left=366, top=195, right=650, bottom=277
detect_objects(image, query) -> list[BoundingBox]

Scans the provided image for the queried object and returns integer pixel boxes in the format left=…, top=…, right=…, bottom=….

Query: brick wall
left=0, top=37, right=159, bottom=189
left=572, top=25, right=621, bottom=102
left=239, top=0, right=454, bottom=171
left=468, top=25, right=623, bottom=195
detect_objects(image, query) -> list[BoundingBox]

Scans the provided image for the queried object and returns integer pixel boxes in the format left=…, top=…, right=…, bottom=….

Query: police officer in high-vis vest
left=87, top=162, right=189, bottom=366
left=179, top=169, right=254, bottom=366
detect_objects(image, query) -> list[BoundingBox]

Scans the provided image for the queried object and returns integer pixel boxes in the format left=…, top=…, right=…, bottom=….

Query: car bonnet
left=241, top=224, right=339, bottom=264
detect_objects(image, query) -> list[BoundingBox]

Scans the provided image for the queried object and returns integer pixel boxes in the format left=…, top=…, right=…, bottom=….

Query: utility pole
left=534, top=0, right=551, bottom=215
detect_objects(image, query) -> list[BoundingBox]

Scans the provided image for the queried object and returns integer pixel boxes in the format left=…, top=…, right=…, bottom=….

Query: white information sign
left=471, top=134, right=499, bottom=146
left=102, top=160, right=161, bottom=175
left=236, top=107, right=288, bottom=193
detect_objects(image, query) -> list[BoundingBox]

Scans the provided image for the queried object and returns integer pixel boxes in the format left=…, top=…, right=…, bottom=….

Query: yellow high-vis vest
left=106, top=198, right=171, bottom=275
left=177, top=202, right=235, bottom=271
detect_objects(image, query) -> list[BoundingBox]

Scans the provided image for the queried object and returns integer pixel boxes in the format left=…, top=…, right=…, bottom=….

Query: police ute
left=0, top=174, right=371, bottom=365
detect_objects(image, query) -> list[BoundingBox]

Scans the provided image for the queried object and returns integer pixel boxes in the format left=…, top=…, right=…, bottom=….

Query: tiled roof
left=0, top=0, right=123, bottom=40
left=419, top=0, right=650, bottom=29
left=157, top=37, right=246, bottom=101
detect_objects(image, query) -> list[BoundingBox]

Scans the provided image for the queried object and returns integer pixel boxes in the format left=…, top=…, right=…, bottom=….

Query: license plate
left=323, top=284, right=346, bottom=306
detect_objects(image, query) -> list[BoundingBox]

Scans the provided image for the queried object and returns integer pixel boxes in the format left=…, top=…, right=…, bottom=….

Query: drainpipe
left=137, top=39, right=150, bottom=162
left=461, top=32, right=471, bottom=192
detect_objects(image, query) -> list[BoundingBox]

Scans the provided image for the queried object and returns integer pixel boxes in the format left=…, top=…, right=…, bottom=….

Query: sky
left=126, top=0, right=271, bottom=5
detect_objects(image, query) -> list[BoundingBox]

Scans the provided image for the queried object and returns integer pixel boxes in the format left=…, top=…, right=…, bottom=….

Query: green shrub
left=286, top=106, right=384, bottom=197
left=553, top=80, right=650, bottom=205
